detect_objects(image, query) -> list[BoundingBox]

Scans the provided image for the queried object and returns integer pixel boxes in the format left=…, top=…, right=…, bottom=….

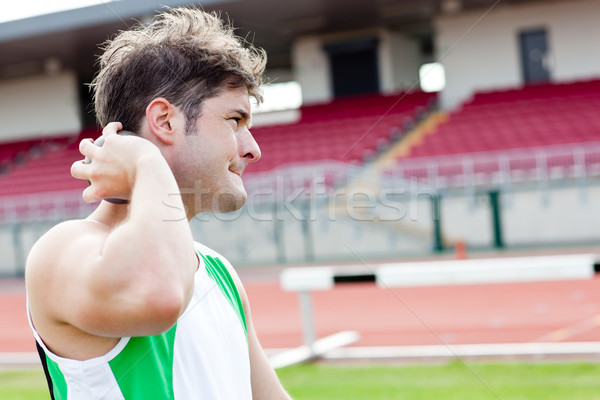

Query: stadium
left=1, top=0, right=600, bottom=398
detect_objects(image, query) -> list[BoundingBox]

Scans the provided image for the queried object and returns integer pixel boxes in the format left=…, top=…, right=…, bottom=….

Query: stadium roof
left=0, top=0, right=544, bottom=79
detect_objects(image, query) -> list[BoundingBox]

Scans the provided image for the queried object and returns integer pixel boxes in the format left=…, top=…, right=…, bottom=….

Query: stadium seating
left=249, top=91, right=436, bottom=173
left=0, top=128, right=98, bottom=197
left=2, top=79, right=599, bottom=198
left=0, top=138, right=50, bottom=174
left=407, top=79, right=600, bottom=158
left=0, top=92, right=434, bottom=198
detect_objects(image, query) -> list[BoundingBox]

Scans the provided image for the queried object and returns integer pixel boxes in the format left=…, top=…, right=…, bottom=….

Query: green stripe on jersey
left=200, top=253, right=247, bottom=336
left=45, top=355, right=68, bottom=399
left=108, top=324, right=177, bottom=399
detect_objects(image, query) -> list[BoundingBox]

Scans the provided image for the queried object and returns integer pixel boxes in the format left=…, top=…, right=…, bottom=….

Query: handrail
left=384, top=141, right=600, bottom=188
left=1, top=142, right=599, bottom=223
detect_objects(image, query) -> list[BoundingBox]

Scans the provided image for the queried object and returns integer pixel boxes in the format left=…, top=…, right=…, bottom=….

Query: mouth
left=229, top=164, right=245, bottom=177
left=229, top=168, right=242, bottom=177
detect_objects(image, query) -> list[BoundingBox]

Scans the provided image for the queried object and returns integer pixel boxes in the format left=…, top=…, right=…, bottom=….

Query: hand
left=71, top=122, right=162, bottom=203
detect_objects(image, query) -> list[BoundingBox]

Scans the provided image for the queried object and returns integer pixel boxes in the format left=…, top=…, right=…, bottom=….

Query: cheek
left=196, top=131, right=235, bottom=158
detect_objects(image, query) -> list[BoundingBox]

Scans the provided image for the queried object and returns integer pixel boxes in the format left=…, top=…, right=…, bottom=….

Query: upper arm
left=26, top=220, right=184, bottom=338
left=226, top=268, right=293, bottom=400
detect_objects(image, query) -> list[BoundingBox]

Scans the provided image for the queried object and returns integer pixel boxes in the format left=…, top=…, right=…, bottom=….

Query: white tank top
left=28, top=242, right=252, bottom=399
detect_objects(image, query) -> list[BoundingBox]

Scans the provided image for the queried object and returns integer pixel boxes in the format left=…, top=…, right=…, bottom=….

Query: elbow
left=128, top=274, right=190, bottom=334
left=133, top=254, right=195, bottom=333
left=144, top=286, right=187, bottom=331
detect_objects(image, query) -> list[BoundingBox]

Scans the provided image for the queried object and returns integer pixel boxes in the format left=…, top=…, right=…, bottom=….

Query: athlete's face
left=170, top=86, right=261, bottom=218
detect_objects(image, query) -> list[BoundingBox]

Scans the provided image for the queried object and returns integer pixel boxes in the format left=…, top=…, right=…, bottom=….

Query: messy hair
left=91, top=7, right=266, bottom=134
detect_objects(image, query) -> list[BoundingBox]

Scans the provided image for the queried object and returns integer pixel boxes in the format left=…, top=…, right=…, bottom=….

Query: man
left=26, top=7, right=292, bottom=399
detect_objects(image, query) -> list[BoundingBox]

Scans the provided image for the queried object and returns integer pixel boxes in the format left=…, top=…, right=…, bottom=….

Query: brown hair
left=91, top=7, right=266, bottom=134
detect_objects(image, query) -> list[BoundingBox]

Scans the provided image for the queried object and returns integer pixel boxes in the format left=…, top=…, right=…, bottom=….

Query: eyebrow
left=232, top=108, right=253, bottom=128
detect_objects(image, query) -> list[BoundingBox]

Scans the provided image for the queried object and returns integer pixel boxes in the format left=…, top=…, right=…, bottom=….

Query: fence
left=1, top=142, right=599, bottom=224
left=382, top=141, right=600, bottom=190
left=1, top=142, right=600, bottom=275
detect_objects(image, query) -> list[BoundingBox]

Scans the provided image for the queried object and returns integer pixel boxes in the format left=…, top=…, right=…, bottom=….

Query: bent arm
left=81, top=153, right=197, bottom=335
left=28, top=151, right=197, bottom=338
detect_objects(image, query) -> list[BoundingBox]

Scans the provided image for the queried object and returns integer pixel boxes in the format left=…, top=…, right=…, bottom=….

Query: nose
left=239, top=129, right=261, bottom=164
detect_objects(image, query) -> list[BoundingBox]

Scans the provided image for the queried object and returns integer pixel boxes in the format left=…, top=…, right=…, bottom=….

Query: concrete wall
left=435, top=0, right=600, bottom=109
left=441, top=194, right=493, bottom=247
left=188, top=195, right=434, bottom=266
left=0, top=71, right=81, bottom=142
left=2, top=181, right=599, bottom=275
left=381, top=31, right=422, bottom=93
left=440, top=182, right=600, bottom=248
left=292, top=36, right=332, bottom=104
left=502, top=183, right=600, bottom=246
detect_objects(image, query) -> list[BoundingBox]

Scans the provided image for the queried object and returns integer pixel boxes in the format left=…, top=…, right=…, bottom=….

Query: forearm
left=93, top=153, right=196, bottom=329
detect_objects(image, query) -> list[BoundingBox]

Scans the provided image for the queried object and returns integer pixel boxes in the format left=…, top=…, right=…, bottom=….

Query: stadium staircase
left=248, top=91, right=436, bottom=173
left=375, top=112, right=449, bottom=168
left=385, top=79, right=600, bottom=188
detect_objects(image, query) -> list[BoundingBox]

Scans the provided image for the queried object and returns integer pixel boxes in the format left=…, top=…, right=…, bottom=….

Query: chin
left=213, top=186, right=247, bottom=213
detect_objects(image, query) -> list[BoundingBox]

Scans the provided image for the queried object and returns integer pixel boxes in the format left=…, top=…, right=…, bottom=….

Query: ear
left=145, top=98, right=184, bottom=145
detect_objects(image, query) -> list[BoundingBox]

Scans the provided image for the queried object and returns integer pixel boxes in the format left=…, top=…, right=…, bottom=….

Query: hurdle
left=274, top=253, right=599, bottom=367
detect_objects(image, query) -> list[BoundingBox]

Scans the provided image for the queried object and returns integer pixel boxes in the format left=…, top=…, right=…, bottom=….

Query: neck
left=87, top=200, right=130, bottom=228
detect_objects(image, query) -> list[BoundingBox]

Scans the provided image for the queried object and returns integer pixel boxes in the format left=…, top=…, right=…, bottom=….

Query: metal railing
left=383, top=141, right=600, bottom=189
left=1, top=142, right=599, bottom=224
left=0, top=190, right=94, bottom=224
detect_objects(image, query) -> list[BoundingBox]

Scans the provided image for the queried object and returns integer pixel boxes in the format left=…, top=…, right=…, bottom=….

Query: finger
left=102, top=122, right=123, bottom=138
left=79, top=138, right=99, bottom=160
left=70, top=159, right=89, bottom=180
left=82, top=185, right=101, bottom=204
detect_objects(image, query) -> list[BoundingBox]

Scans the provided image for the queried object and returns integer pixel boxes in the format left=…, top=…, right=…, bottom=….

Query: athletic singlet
left=28, top=242, right=252, bottom=400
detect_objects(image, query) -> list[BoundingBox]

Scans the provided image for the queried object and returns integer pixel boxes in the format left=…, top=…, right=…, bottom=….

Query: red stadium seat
left=248, top=91, right=436, bottom=173
left=406, top=80, right=600, bottom=159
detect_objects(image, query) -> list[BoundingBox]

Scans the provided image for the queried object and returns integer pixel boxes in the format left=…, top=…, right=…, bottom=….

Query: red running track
left=3, top=275, right=600, bottom=353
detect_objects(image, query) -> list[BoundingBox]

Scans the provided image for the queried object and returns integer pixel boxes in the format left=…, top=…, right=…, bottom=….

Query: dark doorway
left=325, top=38, right=380, bottom=97
left=519, top=29, right=551, bottom=84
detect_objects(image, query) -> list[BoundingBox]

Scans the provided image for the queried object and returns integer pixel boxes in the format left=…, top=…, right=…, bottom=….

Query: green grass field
left=279, top=361, right=600, bottom=399
left=2, top=361, right=599, bottom=399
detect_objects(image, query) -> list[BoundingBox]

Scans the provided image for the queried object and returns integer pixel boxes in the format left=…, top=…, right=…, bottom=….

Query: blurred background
left=1, top=0, right=599, bottom=272
left=1, top=0, right=600, bottom=370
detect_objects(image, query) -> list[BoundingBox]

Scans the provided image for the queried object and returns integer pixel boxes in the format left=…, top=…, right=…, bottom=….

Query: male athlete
left=26, top=8, right=292, bottom=399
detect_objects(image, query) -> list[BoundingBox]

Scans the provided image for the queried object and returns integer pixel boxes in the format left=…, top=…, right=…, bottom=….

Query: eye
left=229, top=117, right=241, bottom=128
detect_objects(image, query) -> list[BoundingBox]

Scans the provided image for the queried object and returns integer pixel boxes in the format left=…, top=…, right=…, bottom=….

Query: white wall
left=439, top=182, right=600, bottom=248
left=292, top=36, right=332, bottom=105
left=441, top=194, right=493, bottom=247
left=435, top=0, right=600, bottom=110
left=502, top=184, right=600, bottom=246
left=0, top=71, right=81, bottom=142
left=381, top=31, right=422, bottom=93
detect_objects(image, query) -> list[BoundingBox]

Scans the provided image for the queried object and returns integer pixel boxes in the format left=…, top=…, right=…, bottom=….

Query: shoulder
left=26, top=219, right=102, bottom=311
left=27, top=220, right=108, bottom=272
left=26, top=219, right=109, bottom=300
left=31, top=219, right=108, bottom=249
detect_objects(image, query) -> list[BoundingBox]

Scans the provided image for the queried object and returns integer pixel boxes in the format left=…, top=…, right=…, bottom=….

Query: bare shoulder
left=26, top=219, right=124, bottom=359
left=26, top=219, right=109, bottom=323
left=26, top=219, right=108, bottom=283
